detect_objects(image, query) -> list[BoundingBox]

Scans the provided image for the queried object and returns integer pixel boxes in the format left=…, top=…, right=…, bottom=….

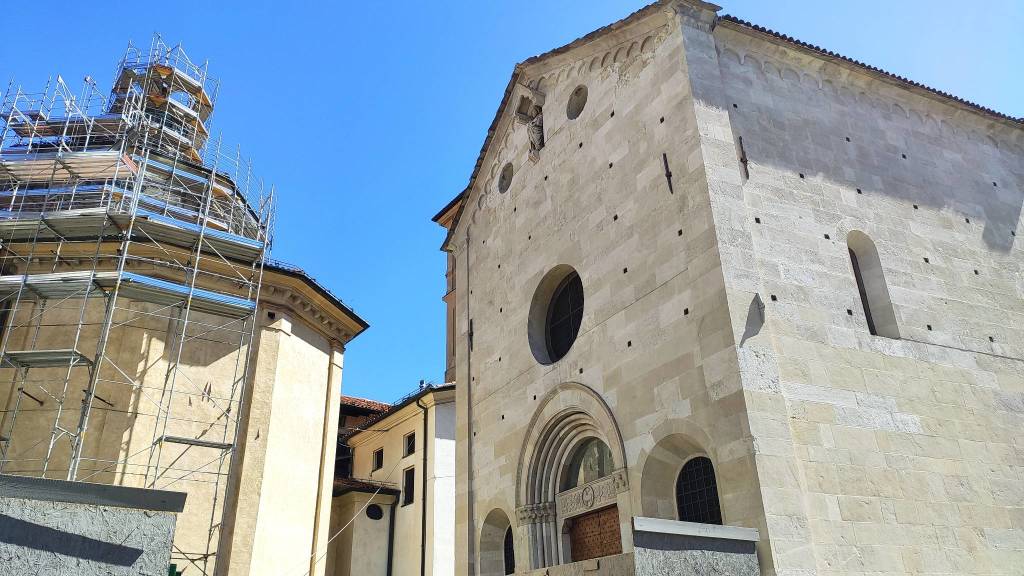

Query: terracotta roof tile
left=339, top=395, right=390, bottom=413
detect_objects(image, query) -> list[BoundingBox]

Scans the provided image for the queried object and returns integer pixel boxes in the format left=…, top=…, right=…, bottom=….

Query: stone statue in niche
left=527, top=104, right=545, bottom=159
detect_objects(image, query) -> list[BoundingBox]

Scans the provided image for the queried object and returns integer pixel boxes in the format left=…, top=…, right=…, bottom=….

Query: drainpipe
left=386, top=501, right=396, bottom=576
left=416, top=393, right=429, bottom=576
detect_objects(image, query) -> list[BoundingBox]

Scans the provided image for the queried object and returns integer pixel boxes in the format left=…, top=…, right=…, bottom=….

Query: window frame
left=404, top=432, right=416, bottom=457
left=372, top=448, right=384, bottom=472
left=402, top=466, right=415, bottom=506
left=674, top=455, right=723, bottom=525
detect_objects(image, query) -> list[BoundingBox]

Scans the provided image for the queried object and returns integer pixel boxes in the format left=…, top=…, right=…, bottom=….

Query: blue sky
left=3, top=1, right=1020, bottom=403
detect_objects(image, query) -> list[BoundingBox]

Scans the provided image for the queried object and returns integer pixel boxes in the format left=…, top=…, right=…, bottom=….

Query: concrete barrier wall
left=0, top=475, right=183, bottom=576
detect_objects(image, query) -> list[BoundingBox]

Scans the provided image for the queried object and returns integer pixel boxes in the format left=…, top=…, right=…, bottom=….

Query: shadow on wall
left=717, top=48, right=1022, bottom=253
left=0, top=513, right=144, bottom=566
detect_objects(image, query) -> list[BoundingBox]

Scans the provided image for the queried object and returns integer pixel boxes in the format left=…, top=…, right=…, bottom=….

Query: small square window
left=372, top=448, right=384, bottom=472
left=404, top=433, right=415, bottom=457
left=402, top=467, right=415, bottom=506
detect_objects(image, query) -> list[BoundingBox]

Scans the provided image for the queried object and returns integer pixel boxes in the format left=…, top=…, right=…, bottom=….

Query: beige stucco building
left=436, top=1, right=1024, bottom=575
left=0, top=38, right=368, bottom=576
left=327, top=384, right=456, bottom=576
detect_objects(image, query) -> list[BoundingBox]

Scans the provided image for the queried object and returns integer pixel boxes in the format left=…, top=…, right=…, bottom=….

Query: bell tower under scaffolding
left=0, top=35, right=273, bottom=574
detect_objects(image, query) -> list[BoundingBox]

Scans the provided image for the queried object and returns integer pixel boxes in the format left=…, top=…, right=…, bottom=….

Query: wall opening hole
left=770, top=294, right=778, bottom=301
left=847, top=309, right=853, bottom=316
left=754, top=217, right=761, bottom=224
left=567, top=85, right=589, bottom=120
left=498, top=163, right=514, bottom=193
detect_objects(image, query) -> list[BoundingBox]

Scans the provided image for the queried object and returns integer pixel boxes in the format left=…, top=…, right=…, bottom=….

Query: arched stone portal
left=639, top=431, right=717, bottom=521
left=514, top=383, right=629, bottom=569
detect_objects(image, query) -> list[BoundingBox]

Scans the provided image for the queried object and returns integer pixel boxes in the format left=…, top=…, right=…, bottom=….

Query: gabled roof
left=435, top=1, right=1022, bottom=250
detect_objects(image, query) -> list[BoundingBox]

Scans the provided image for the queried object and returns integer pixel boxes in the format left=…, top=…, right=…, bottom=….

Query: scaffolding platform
left=6, top=114, right=129, bottom=139
left=0, top=270, right=256, bottom=319
left=0, top=349, right=92, bottom=369
left=0, top=151, right=138, bottom=183
left=0, top=206, right=263, bottom=262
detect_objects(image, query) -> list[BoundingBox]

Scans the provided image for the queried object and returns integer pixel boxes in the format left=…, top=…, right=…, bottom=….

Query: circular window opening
left=366, top=504, right=384, bottom=520
left=528, top=266, right=584, bottom=364
left=498, top=163, right=514, bottom=193
left=566, top=85, right=588, bottom=120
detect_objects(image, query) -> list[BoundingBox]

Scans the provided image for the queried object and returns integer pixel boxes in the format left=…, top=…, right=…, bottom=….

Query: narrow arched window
left=847, top=231, right=900, bottom=338
left=503, top=526, right=515, bottom=575
left=675, top=456, right=722, bottom=525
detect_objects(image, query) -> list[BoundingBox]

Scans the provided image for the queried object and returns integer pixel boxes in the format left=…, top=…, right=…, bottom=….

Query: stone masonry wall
left=451, top=7, right=771, bottom=573
left=708, top=18, right=1024, bottom=576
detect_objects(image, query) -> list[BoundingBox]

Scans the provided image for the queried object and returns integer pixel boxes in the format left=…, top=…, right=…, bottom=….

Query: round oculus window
left=566, top=85, right=588, bottom=120
left=366, top=504, right=384, bottom=520
left=498, top=162, right=514, bottom=193
left=528, top=266, right=584, bottom=364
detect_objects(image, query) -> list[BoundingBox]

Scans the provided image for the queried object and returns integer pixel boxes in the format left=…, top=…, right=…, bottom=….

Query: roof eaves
left=264, top=259, right=370, bottom=334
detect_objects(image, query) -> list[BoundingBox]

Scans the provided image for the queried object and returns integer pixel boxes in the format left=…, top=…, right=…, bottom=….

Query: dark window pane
left=503, top=526, right=515, bottom=575
left=545, top=272, right=584, bottom=362
left=403, top=467, right=415, bottom=506
left=675, top=457, right=722, bottom=525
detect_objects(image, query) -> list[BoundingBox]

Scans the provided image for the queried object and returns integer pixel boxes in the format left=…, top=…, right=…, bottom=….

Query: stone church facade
left=435, top=1, right=1024, bottom=574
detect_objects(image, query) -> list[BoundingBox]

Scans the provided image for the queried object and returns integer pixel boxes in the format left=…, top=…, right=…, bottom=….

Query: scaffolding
left=0, top=35, right=273, bottom=574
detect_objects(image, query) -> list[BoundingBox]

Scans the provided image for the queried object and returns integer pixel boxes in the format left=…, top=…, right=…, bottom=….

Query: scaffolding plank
left=0, top=206, right=261, bottom=262
left=0, top=349, right=92, bottom=369
left=0, top=151, right=137, bottom=183
left=158, top=435, right=232, bottom=450
left=0, top=270, right=255, bottom=319
left=0, top=270, right=107, bottom=301
left=100, top=272, right=256, bottom=319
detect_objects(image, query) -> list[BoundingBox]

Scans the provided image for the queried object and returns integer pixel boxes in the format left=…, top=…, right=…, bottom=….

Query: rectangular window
left=402, top=467, right=415, bottom=506
left=404, top=432, right=415, bottom=457
left=372, top=448, right=384, bottom=471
